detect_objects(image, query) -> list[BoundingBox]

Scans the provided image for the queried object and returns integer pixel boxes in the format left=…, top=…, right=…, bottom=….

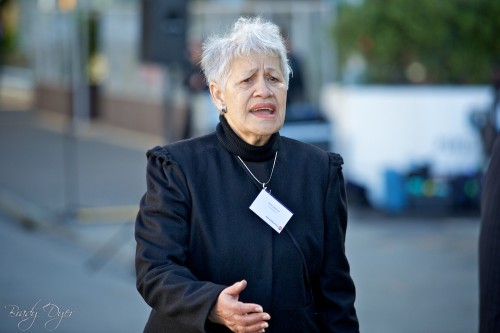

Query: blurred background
left=0, top=0, right=498, bottom=332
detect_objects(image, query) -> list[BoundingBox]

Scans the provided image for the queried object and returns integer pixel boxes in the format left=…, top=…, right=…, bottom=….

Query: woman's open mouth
left=250, top=104, right=276, bottom=117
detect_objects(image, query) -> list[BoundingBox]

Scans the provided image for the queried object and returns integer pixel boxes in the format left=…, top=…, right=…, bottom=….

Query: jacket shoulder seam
left=146, top=146, right=175, bottom=164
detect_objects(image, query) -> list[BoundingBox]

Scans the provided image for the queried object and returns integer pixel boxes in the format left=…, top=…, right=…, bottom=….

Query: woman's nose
left=253, top=77, right=273, bottom=97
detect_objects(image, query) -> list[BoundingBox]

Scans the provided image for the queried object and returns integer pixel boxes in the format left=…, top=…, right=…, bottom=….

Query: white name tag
left=249, top=189, right=293, bottom=233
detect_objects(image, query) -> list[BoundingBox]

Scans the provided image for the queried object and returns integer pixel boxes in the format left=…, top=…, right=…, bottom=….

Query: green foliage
left=333, top=0, right=500, bottom=84
left=0, top=0, right=18, bottom=61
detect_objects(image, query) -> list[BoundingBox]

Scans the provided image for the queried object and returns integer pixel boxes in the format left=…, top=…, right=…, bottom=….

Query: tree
left=0, top=0, right=19, bottom=65
left=333, top=0, right=500, bottom=84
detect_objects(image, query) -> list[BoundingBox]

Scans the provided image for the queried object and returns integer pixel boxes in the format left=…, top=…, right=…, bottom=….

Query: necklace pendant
left=237, top=151, right=278, bottom=192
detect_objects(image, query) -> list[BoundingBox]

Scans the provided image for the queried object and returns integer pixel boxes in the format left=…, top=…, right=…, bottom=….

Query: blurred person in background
left=183, top=38, right=225, bottom=139
left=183, top=39, right=212, bottom=139
left=135, top=16, right=359, bottom=333
left=283, top=33, right=305, bottom=107
left=479, top=66, right=500, bottom=333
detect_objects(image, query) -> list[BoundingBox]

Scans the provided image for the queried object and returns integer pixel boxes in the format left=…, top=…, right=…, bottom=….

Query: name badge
left=249, top=189, right=293, bottom=233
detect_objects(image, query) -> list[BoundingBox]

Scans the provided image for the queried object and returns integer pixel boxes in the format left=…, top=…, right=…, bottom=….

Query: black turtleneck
left=216, top=115, right=280, bottom=189
left=216, top=115, right=280, bottom=162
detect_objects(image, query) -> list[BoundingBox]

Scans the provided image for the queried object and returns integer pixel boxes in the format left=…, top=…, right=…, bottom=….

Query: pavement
left=0, top=107, right=481, bottom=332
left=347, top=212, right=479, bottom=333
left=0, top=210, right=151, bottom=333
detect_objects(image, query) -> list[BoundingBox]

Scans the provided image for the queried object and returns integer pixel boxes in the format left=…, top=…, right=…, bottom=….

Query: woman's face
left=210, top=54, right=287, bottom=146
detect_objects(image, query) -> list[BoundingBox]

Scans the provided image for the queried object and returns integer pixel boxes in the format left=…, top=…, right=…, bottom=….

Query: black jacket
left=135, top=131, right=359, bottom=332
left=479, top=135, right=500, bottom=333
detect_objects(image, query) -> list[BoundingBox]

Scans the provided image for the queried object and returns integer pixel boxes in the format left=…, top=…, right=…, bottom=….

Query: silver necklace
left=237, top=151, right=278, bottom=190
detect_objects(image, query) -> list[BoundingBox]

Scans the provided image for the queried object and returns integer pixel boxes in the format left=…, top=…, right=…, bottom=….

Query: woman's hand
left=208, top=280, right=271, bottom=333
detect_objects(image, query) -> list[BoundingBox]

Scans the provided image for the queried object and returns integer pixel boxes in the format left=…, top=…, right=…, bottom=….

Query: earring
left=221, top=104, right=227, bottom=114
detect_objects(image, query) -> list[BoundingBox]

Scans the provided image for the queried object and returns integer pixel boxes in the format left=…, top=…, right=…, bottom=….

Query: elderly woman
left=135, top=17, right=359, bottom=333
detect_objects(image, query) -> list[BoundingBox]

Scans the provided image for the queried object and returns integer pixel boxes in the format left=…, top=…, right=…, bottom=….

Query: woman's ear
left=209, top=82, right=224, bottom=108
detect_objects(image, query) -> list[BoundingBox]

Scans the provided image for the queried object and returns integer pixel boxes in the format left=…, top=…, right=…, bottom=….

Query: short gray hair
left=200, top=16, right=291, bottom=89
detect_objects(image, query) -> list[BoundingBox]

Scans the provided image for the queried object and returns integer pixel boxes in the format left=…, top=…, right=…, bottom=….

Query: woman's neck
left=216, top=115, right=279, bottom=161
left=224, top=117, right=271, bottom=146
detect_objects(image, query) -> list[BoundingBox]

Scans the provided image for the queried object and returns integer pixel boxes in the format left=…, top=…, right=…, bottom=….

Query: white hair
left=200, top=16, right=291, bottom=89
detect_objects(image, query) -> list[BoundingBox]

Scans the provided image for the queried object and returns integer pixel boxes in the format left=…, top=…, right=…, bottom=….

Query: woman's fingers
left=232, top=311, right=271, bottom=332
